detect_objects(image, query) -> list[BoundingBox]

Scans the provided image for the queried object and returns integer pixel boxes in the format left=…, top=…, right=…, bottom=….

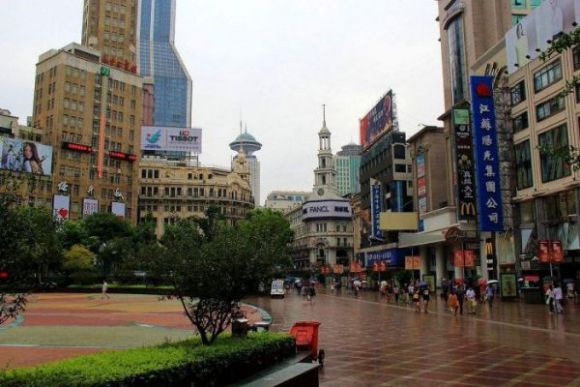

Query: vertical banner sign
left=453, top=109, right=476, bottom=220
left=470, top=76, right=504, bottom=232
left=416, top=153, right=427, bottom=214
left=82, top=198, right=99, bottom=217
left=53, top=195, right=70, bottom=221
left=538, top=240, right=550, bottom=263
left=111, top=202, right=126, bottom=218
left=370, top=179, right=383, bottom=240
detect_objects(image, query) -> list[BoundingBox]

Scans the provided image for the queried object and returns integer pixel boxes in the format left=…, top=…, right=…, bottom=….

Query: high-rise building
left=138, top=0, right=192, bottom=128
left=82, top=0, right=138, bottom=68
left=335, top=143, right=362, bottom=196
left=229, top=124, right=262, bottom=206
left=32, top=43, right=143, bottom=222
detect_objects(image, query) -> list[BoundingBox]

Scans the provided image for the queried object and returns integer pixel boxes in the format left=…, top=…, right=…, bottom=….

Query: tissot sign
left=302, top=200, right=352, bottom=220
left=141, top=126, right=202, bottom=153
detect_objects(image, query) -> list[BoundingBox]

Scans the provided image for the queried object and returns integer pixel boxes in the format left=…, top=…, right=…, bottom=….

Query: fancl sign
left=302, top=200, right=352, bottom=220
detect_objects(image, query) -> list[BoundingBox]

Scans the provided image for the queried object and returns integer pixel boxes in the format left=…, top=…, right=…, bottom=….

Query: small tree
left=63, top=244, right=96, bottom=284
left=158, top=208, right=293, bottom=345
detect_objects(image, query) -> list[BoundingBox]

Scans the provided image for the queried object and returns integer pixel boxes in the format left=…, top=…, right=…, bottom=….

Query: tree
left=157, top=208, right=293, bottom=345
left=63, top=244, right=96, bottom=284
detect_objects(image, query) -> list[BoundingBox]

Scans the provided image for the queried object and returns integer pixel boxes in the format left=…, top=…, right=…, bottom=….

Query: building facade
left=264, top=191, right=310, bottom=212
left=139, top=154, right=254, bottom=236
left=335, top=142, right=362, bottom=196
left=82, top=0, right=138, bottom=70
left=288, top=110, right=354, bottom=269
left=32, top=43, right=143, bottom=222
left=138, top=0, right=192, bottom=128
left=229, top=126, right=262, bottom=206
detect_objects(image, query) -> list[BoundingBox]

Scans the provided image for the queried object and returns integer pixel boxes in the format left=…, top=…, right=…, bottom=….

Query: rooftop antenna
left=322, top=104, right=326, bottom=126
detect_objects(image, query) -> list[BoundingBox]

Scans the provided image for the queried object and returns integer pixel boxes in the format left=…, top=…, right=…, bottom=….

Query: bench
left=231, top=352, right=320, bottom=387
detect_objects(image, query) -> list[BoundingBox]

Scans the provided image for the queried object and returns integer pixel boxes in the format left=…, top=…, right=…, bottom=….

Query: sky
left=0, top=0, right=444, bottom=206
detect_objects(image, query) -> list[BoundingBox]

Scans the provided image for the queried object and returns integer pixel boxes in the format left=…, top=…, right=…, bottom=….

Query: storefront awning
left=398, top=230, right=446, bottom=248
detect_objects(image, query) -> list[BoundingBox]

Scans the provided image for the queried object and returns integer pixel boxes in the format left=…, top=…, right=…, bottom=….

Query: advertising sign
left=301, top=199, right=352, bottom=220
left=359, top=90, right=394, bottom=148
left=538, top=240, right=551, bottom=263
left=506, top=0, right=580, bottom=74
left=453, top=250, right=476, bottom=267
left=405, top=256, right=421, bottom=270
left=111, top=202, right=126, bottom=218
left=53, top=195, right=70, bottom=221
left=470, top=76, right=504, bottom=232
left=0, top=138, right=53, bottom=175
left=370, top=179, right=383, bottom=240
left=366, top=248, right=409, bottom=267
left=141, top=126, right=202, bottom=153
left=453, top=109, right=476, bottom=220
left=82, top=198, right=99, bottom=217
left=551, top=240, right=564, bottom=263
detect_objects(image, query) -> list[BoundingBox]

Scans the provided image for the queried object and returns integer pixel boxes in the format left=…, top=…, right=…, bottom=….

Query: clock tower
left=313, top=105, right=338, bottom=198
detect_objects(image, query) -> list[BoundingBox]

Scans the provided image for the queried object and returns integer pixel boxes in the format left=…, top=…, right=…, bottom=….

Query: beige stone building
left=32, top=43, right=143, bottom=222
left=82, top=0, right=138, bottom=69
left=138, top=154, right=255, bottom=236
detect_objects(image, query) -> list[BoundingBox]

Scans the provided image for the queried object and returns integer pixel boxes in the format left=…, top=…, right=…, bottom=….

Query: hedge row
left=0, top=333, right=296, bottom=387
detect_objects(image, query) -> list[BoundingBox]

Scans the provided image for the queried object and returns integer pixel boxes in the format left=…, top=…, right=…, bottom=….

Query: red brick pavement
left=247, top=289, right=580, bottom=386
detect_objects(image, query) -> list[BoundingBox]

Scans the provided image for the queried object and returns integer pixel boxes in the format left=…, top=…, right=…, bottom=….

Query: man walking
left=554, top=283, right=564, bottom=314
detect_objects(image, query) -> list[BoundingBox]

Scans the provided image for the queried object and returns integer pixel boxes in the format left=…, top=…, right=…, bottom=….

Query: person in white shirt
left=554, top=284, right=564, bottom=314
left=466, top=287, right=477, bottom=314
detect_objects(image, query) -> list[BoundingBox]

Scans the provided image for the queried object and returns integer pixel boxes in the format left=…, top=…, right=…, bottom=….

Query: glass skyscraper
left=138, top=0, right=192, bottom=128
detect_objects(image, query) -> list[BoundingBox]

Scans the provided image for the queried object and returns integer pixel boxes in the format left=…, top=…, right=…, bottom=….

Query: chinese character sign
left=470, top=76, right=503, bottom=232
left=370, top=179, right=383, bottom=240
left=453, top=109, right=476, bottom=220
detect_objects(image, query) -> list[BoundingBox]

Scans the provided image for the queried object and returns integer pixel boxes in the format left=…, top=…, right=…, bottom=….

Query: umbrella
left=419, top=281, right=428, bottom=287
left=487, top=279, right=499, bottom=285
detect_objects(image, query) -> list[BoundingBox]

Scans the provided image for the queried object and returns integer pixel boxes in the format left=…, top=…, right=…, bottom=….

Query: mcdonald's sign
left=460, top=202, right=476, bottom=217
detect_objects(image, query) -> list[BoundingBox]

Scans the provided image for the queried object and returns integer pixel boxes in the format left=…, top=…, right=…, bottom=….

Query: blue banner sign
left=370, top=180, right=383, bottom=240
left=366, top=248, right=409, bottom=267
left=470, top=76, right=504, bottom=232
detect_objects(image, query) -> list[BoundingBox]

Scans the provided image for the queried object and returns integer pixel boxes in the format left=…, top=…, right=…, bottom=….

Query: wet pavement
left=248, top=288, right=580, bottom=386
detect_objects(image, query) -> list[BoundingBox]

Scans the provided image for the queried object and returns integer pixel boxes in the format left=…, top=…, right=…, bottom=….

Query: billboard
left=301, top=199, right=352, bottom=220
left=379, top=212, right=419, bottom=231
left=141, top=126, right=202, bottom=153
left=359, top=90, right=394, bottom=148
left=470, top=76, right=503, bottom=232
left=53, top=195, right=70, bottom=221
left=506, top=0, right=580, bottom=74
left=111, top=202, right=126, bottom=218
left=82, top=198, right=99, bottom=217
left=0, top=138, right=53, bottom=175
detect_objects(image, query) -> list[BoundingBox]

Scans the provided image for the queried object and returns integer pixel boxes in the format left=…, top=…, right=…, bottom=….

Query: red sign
left=405, top=256, right=421, bottom=270
left=350, top=261, right=363, bottom=273
left=109, top=151, right=137, bottom=162
left=321, top=265, right=329, bottom=275
left=453, top=250, right=475, bottom=267
left=62, top=142, right=93, bottom=153
left=538, top=240, right=551, bottom=263
left=0, top=271, right=8, bottom=279
left=551, top=240, right=564, bottom=263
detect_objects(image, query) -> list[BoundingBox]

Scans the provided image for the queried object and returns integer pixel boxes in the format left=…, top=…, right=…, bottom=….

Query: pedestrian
left=456, top=284, right=465, bottom=315
left=448, top=290, right=459, bottom=316
left=422, top=286, right=430, bottom=313
left=466, top=286, right=477, bottom=314
left=353, top=279, right=362, bottom=297
left=393, top=284, right=400, bottom=304
left=554, top=283, right=564, bottom=314
left=308, top=283, right=316, bottom=302
left=407, top=283, right=415, bottom=305
left=486, top=284, right=495, bottom=308
left=545, top=285, right=555, bottom=313
left=412, top=289, right=421, bottom=312
left=441, top=278, right=449, bottom=301
left=380, top=280, right=387, bottom=297
left=101, top=280, right=110, bottom=299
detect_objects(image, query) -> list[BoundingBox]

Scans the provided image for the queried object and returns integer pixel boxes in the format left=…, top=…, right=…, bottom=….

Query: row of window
left=139, top=185, right=248, bottom=201
left=515, top=123, right=571, bottom=190
left=511, top=60, right=563, bottom=107
left=140, top=169, right=214, bottom=181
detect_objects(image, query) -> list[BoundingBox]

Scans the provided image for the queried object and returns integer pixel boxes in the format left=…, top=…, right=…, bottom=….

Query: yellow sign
left=405, top=256, right=421, bottom=270
left=379, top=212, right=419, bottom=231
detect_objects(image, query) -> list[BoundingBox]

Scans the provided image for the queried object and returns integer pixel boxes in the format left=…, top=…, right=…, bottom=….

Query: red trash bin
left=290, top=321, right=321, bottom=362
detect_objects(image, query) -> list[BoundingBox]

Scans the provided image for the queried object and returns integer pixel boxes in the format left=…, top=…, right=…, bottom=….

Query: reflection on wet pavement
left=247, top=289, right=580, bottom=386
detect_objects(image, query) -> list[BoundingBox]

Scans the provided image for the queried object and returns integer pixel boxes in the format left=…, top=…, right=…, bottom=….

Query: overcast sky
left=0, top=0, right=443, bottom=205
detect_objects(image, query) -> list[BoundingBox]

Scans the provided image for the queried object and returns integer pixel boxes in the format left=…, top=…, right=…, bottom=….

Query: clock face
left=317, top=188, right=324, bottom=196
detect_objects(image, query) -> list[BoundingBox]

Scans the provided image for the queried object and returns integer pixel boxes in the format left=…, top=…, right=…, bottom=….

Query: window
left=536, top=95, right=565, bottom=122
left=447, top=16, right=468, bottom=103
left=512, top=14, right=526, bottom=26
left=538, top=124, right=571, bottom=182
left=512, top=111, right=529, bottom=133
left=573, top=46, right=580, bottom=71
left=515, top=141, right=533, bottom=190
left=511, top=81, right=526, bottom=106
left=534, top=60, right=562, bottom=92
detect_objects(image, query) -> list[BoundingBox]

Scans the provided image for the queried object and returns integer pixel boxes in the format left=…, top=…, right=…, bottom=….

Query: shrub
left=0, top=333, right=295, bottom=387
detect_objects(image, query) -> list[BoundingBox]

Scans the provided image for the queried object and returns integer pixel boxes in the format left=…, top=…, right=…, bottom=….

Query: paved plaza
left=1, top=291, right=579, bottom=386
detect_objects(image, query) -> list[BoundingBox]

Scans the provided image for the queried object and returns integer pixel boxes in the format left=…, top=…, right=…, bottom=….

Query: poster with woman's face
left=0, top=138, right=52, bottom=176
